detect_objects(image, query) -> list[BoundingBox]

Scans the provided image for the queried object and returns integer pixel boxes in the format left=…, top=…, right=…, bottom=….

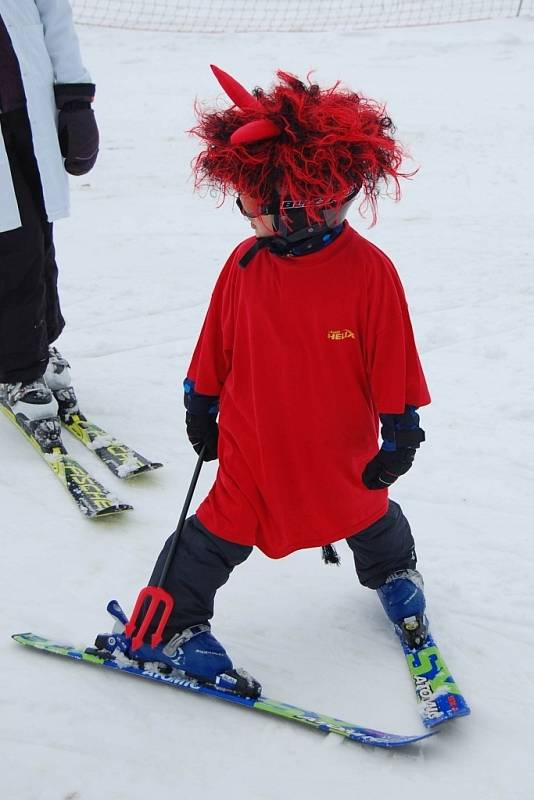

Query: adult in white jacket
left=0, top=0, right=98, bottom=421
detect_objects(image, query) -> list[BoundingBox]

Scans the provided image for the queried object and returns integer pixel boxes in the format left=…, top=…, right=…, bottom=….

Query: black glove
left=185, top=411, right=219, bottom=461
left=183, top=379, right=220, bottom=461
left=54, top=83, right=99, bottom=175
left=362, top=406, right=425, bottom=490
left=362, top=447, right=417, bottom=490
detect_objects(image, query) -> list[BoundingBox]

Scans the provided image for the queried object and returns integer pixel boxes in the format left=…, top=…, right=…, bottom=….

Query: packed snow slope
left=1, top=16, right=533, bottom=800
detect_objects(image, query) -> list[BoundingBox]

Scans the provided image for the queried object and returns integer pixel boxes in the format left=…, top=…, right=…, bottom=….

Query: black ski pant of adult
left=146, top=500, right=417, bottom=641
left=0, top=107, right=64, bottom=384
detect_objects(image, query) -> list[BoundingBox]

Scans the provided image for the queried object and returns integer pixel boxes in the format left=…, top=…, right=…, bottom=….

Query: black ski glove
left=54, top=83, right=99, bottom=175
left=183, top=379, right=219, bottom=461
left=362, top=406, right=425, bottom=490
left=362, top=447, right=418, bottom=489
left=185, top=411, right=219, bottom=461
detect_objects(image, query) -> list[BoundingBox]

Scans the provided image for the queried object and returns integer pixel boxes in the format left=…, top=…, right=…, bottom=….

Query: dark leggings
left=147, top=500, right=416, bottom=640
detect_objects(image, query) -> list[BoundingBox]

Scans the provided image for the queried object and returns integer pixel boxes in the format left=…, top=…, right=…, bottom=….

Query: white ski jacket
left=0, top=0, right=92, bottom=232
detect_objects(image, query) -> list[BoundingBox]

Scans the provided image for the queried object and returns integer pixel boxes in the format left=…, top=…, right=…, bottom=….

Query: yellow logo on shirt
left=327, top=329, right=356, bottom=341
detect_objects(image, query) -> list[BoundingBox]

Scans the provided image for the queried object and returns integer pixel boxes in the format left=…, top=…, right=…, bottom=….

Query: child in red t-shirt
left=98, top=67, right=431, bottom=698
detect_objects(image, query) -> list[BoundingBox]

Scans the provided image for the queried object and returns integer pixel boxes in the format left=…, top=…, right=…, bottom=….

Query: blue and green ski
left=12, top=632, right=435, bottom=749
left=397, top=628, right=470, bottom=728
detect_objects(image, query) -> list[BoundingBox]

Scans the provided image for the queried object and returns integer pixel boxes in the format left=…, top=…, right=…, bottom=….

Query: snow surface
left=1, top=16, right=534, bottom=800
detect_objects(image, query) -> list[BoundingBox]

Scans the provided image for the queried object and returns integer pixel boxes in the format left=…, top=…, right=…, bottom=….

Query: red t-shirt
left=188, top=223, right=430, bottom=558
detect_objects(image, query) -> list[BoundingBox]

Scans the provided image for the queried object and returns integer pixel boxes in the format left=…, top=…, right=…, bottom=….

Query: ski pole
left=125, top=444, right=206, bottom=649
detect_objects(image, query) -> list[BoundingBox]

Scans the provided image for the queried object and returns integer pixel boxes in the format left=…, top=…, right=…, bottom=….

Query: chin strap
left=239, top=225, right=344, bottom=268
left=238, top=236, right=280, bottom=267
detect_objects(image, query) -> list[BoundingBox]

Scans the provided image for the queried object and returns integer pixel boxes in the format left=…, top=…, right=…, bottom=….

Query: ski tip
left=91, top=503, right=133, bottom=518
left=347, top=728, right=437, bottom=747
left=118, top=462, right=164, bottom=479
left=12, top=632, right=30, bottom=642
left=12, top=632, right=54, bottom=648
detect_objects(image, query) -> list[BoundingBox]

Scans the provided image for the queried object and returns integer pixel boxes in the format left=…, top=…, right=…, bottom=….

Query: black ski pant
left=146, top=500, right=417, bottom=641
left=0, top=108, right=64, bottom=384
left=345, top=499, right=417, bottom=589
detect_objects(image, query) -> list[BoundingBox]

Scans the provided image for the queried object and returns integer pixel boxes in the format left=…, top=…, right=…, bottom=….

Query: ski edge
left=12, top=633, right=436, bottom=749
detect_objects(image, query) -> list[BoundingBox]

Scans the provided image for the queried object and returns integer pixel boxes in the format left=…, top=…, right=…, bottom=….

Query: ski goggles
left=236, top=196, right=277, bottom=219
left=236, top=185, right=359, bottom=220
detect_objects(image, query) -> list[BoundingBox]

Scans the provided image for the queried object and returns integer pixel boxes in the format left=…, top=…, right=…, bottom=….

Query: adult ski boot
left=0, top=376, right=58, bottom=422
left=377, top=569, right=429, bottom=649
left=94, top=601, right=261, bottom=699
left=45, top=346, right=80, bottom=420
left=44, top=346, right=72, bottom=392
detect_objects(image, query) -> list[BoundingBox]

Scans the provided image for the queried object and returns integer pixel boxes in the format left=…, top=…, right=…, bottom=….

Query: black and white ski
left=55, top=387, right=163, bottom=479
left=0, top=402, right=132, bottom=518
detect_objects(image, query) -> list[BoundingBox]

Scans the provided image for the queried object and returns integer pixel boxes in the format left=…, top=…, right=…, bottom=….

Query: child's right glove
left=362, top=406, right=425, bottom=490
left=185, top=411, right=219, bottom=461
left=183, top=378, right=219, bottom=462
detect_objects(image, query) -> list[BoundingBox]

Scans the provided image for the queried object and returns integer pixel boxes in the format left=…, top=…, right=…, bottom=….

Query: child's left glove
left=54, top=83, right=99, bottom=175
left=362, top=406, right=425, bottom=490
left=362, top=446, right=417, bottom=489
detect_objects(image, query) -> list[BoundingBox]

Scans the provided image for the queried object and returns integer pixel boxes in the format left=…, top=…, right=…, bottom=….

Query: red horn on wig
left=230, top=119, right=281, bottom=145
left=210, top=64, right=281, bottom=145
left=210, top=64, right=261, bottom=112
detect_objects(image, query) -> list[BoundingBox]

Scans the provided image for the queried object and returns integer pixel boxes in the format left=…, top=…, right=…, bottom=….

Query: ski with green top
left=12, top=632, right=435, bottom=749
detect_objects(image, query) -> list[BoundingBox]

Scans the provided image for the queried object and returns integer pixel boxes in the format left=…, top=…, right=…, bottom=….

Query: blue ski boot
left=94, top=600, right=261, bottom=699
left=377, top=569, right=428, bottom=649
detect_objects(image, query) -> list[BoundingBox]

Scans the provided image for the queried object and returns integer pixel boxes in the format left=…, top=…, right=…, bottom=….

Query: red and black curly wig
left=190, top=67, right=412, bottom=224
